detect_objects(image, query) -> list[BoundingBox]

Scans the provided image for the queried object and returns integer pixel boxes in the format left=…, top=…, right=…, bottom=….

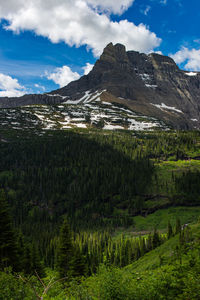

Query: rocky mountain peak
left=0, top=42, right=200, bottom=130
left=99, top=42, right=128, bottom=64
left=149, top=52, right=179, bottom=72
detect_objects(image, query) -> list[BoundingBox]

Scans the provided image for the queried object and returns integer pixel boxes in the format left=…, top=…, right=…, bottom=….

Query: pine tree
left=16, top=232, right=26, bottom=272
left=152, top=228, right=160, bottom=249
left=72, top=246, right=86, bottom=279
left=0, top=190, right=19, bottom=271
left=140, top=238, right=146, bottom=256
left=23, top=244, right=32, bottom=275
left=146, top=234, right=152, bottom=251
left=30, top=244, right=45, bottom=277
left=167, top=221, right=173, bottom=239
left=175, top=218, right=181, bottom=234
left=135, top=244, right=141, bottom=260
left=57, top=219, right=74, bottom=279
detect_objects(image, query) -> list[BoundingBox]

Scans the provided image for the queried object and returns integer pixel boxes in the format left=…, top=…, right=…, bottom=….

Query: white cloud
left=82, top=63, right=94, bottom=75
left=0, top=0, right=161, bottom=57
left=142, top=6, right=151, bottom=16
left=86, top=0, right=134, bottom=15
left=46, top=66, right=80, bottom=87
left=34, top=84, right=46, bottom=91
left=160, top=0, right=167, bottom=4
left=0, top=90, right=25, bottom=97
left=0, top=73, right=26, bottom=97
left=155, top=51, right=163, bottom=55
left=46, top=62, right=94, bottom=87
left=170, top=47, right=200, bottom=70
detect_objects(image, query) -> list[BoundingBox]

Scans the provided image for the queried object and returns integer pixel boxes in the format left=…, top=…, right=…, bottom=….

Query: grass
left=127, top=234, right=180, bottom=271
left=156, top=159, right=200, bottom=171
left=113, top=206, right=200, bottom=239
left=132, top=206, right=200, bottom=231
left=126, top=222, right=200, bottom=272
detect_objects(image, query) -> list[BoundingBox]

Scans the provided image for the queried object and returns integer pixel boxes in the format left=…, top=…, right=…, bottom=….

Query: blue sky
left=0, top=0, right=200, bottom=96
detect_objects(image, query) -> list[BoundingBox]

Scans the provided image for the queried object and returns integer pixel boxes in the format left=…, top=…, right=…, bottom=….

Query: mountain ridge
left=1, top=42, right=200, bottom=129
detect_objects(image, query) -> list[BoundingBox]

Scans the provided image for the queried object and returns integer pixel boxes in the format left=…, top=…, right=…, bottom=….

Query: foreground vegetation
left=0, top=128, right=200, bottom=298
left=1, top=221, right=200, bottom=299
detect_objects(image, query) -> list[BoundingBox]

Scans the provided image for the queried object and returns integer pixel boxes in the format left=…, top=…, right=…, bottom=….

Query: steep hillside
left=67, top=222, right=200, bottom=300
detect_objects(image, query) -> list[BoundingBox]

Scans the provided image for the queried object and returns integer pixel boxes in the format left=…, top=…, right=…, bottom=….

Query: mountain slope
left=0, top=97, right=167, bottom=131
left=1, top=43, right=200, bottom=129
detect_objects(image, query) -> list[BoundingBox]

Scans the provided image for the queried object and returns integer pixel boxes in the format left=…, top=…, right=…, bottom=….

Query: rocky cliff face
left=1, top=42, right=200, bottom=129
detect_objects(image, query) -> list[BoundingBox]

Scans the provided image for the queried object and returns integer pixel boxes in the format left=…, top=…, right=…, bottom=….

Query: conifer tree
left=175, top=218, right=181, bottom=234
left=0, top=190, right=19, bottom=271
left=135, top=244, right=141, bottom=260
left=31, top=244, right=45, bottom=277
left=140, top=238, right=146, bottom=256
left=57, top=219, right=74, bottom=279
left=23, top=244, right=32, bottom=275
left=72, top=246, right=86, bottom=279
left=146, top=234, right=152, bottom=251
left=167, top=221, right=173, bottom=239
left=17, top=232, right=26, bottom=272
left=152, top=229, right=160, bottom=249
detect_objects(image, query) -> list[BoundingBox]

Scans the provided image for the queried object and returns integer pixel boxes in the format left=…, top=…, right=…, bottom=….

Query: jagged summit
left=0, top=43, right=200, bottom=129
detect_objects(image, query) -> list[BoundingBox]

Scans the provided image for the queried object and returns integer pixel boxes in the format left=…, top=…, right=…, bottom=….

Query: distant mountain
left=1, top=42, right=200, bottom=129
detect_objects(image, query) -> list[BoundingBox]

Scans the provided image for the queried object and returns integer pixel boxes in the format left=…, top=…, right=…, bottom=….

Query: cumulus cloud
left=82, top=63, right=94, bottom=75
left=46, top=62, right=95, bottom=87
left=46, top=66, right=80, bottom=87
left=0, top=0, right=161, bottom=56
left=0, top=73, right=26, bottom=97
left=170, top=47, right=200, bottom=70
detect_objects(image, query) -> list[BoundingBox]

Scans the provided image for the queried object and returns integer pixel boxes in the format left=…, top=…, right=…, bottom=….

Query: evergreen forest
left=0, top=127, right=200, bottom=299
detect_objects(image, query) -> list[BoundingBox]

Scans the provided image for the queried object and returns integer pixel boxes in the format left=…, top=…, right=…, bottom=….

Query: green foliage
left=167, top=221, right=173, bottom=239
left=175, top=217, right=181, bottom=234
left=175, top=170, right=200, bottom=204
left=0, top=130, right=153, bottom=232
left=57, top=219, right=86, bottom=280
left=0, top=268, right=67, bottom=300
left=30, top=244, right=45, bottom=278
left=68, top=224, right=200, bottom=299
left=0, top=129, right=200, bottom=298
left=132, top=206, right=200, bottom=231
left=57, top=219, right=74, bottom=279
left=0, top=268, right=33, bottom=300
left=0, top=190, right=19, bottom=271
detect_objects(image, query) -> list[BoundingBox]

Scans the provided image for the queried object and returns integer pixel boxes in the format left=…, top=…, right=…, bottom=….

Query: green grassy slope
left=67, top=222, right=200, bottom=299
left=132, top=206, right=200, bottom=231
left=127, top=222, right=200, bottom=272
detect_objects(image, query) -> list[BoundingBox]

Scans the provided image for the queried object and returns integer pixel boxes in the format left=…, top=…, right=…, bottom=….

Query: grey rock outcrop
left=1, top=42, right=200, bottom=129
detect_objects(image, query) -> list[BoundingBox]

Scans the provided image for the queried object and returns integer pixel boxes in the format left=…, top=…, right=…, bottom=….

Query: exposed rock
left=1, top=42, right=200, bottom=129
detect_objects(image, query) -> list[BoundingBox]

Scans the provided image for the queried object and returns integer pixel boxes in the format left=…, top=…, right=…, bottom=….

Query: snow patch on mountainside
left=185, top=72, right=197, bottom=76
left=63, top=90, right=106, bottom=105
left=151, top=103, right=183, bottom=113
left=0, top=90, right=170, bottom=132
left=145, top=84, right=157, bottom=88
left=46, top=94, right=68, bottom=99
